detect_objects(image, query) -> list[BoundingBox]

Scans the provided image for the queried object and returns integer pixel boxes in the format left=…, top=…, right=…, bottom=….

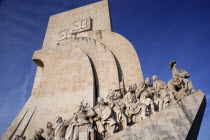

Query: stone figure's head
left=145, top=78, right=151, bottom=86
left=38, top=128, right=44, bottom=135
left=170, top=60, right=177, bottom=69
left=35, top=128, right=44, bottom=136
left=131, top=83, right=137, bottom=91
left=172, top=77, right=182, bottom=85
left=98, top=97, right=105, bottom=105
left=126, top=86, right=132, bottom=92
left=152, top=75, right=158, bottom=81
left=78, top=104, right=86, bottom=113
left=56, top=116, right=63, bottom=123
left=47, top=122, right=53, bottom=129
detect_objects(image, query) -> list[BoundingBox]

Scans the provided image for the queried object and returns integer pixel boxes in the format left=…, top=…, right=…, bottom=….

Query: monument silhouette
left=2, top=0, right=206, bottom=140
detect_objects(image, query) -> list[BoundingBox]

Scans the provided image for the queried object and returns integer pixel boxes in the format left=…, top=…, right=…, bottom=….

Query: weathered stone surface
left=76, top=31, right=144, bottom=88
left=2, top=46, right=95, bottom=139
left=94, top=31, right=144, bottom=87
left=2, top=1, right=144, bottom=139
left=4, top=1, right=205, bottom=140
left=108, top=90, right=206, bottom=140
left=42, top=0, right=111, bottom=49
left=58, top=38, right=119, bottom=99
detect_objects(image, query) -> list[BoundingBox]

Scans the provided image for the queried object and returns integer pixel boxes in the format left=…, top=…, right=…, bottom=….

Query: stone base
left=108, top=90, right=206, bottom=140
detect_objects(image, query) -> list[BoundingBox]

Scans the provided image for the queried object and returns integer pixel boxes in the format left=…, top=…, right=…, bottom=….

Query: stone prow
left=108, top=90, right=206, bottom=140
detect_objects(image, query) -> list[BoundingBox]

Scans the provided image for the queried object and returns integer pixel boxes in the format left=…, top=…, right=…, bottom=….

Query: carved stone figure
left=31, top=128, right=45, bottom=140
left=15, top=59, right=200, bottom=140
left=113, top=89, right=122, bottom=100
left=107, top=89, right=122, bottom=109
left=107, top=88, right=128, bottom=131
left=161, top=88, right=175, bottom=108
left=113, top=100, right=128, bottom=131
left=152, top=75, right=167, bottom=92
left=169, top=60, right=195, bottom=94
left=168, top=76, right=189, bottom=100
left=46, top=122, right=54, bottom=140
left=54, top=116, right=69, bottom=140
left=137, top=80, right=152, bottom=103
left=135, top=78, right=156, bottom=116
left=123, top=86, right=147, bottom=123
left=153, top=91, right=163, bottom=112
left=65, top=113, right=79, bottom=140
left=65, top=101, right=95, bottom=140
left=94, top=97, right=117, bottom=138
left=137, top=78, right=153, bottom=102
left=144, top=87, right=156, bottom=114
left=152, top=75, right=175, bottom=109
left=107, top=89, right=115, bottom=101
left=123, top=86, right=137, bottom=106
left=136, top=82, right=146, bottom=100
left=119, top=76, right=126, bottom=96
left=145, top=78, right=151, bottom=89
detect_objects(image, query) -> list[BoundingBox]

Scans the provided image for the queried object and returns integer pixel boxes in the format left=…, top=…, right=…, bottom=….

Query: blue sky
left=0, top=0, right=209, bottom=139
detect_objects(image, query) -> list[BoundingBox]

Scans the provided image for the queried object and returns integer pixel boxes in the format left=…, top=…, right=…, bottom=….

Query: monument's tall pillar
left=2, top=0, right=143, bottom=139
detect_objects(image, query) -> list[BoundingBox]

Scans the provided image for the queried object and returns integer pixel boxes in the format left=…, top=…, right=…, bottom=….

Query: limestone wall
left=58, top=37, right=120, bottom=99
left=2, top=0, right=145, bottom=139
left=2, top=46, right=95, bottom=139
left=42, top=0, right=111, bottom=49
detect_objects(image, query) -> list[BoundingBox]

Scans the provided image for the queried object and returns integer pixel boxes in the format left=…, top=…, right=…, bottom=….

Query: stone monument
left=2, top=0, right=206, bottom=140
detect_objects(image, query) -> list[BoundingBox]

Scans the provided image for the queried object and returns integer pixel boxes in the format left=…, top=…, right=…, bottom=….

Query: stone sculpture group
left=14, top=60, right=196, bottom=140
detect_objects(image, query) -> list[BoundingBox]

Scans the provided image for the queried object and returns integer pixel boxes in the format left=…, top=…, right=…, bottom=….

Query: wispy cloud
left=21, top=73, right=30, bottom=102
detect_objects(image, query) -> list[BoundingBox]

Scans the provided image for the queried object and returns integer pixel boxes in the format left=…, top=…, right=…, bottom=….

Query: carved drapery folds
left=27, top=60, right=195, bottom=140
